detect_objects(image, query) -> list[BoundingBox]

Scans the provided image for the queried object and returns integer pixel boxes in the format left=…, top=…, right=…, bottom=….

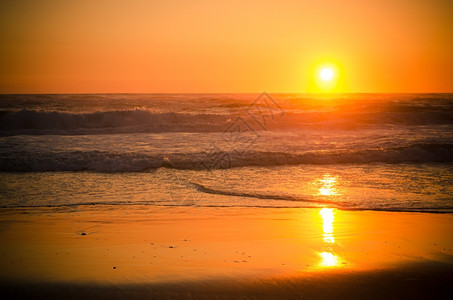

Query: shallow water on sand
left=1, top=163, right=452, bottom=212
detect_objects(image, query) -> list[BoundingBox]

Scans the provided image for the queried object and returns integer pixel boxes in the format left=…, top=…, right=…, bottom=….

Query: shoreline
left=1, top=204, right=452, bottom=214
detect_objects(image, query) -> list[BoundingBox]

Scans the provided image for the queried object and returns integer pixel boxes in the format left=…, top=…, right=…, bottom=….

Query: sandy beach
left=1, top=206, right=452, bottom=299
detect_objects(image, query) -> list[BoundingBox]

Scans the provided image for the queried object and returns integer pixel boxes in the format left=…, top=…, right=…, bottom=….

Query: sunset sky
left=1, top=0, right=452, bottom=93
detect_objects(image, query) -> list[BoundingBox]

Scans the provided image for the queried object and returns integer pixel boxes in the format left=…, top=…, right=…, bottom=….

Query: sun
left=307, top=61, right=343, bottom=93
left=319, top=67, right=334, bottom=81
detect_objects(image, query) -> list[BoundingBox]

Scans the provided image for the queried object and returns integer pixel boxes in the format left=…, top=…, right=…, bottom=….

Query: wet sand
left=1, top=206, right=452, bottom=299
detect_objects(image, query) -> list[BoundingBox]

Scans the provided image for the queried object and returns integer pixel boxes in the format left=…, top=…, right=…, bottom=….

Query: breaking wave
left=1, top=108, right=452, bottom=136
left=1, top=143, right=452, bottom=172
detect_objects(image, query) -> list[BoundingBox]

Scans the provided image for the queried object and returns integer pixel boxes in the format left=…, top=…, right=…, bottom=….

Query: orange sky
left=1, top=0, right=452, bottom=93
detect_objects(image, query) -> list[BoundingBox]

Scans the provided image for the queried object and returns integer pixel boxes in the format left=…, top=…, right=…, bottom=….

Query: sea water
left=0, top=93, right=452, bottom=212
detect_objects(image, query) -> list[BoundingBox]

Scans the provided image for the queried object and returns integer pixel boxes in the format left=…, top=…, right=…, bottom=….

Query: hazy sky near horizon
left=1, top=0, right=452, bottom=93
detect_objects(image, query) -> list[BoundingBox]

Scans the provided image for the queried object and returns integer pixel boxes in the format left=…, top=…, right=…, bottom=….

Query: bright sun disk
left=320, top=67, right=334, bottom=81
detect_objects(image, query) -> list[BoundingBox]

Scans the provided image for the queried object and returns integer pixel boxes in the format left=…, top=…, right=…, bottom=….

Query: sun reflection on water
left=318, top=174, right=338, bottom=196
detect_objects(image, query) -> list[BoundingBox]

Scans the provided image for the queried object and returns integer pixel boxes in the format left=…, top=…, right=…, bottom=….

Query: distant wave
left=0, top=109, right=231, bottom=135
left=1, top=143, right=452, bottom=172
left=1, top=108, right=452, bottom=136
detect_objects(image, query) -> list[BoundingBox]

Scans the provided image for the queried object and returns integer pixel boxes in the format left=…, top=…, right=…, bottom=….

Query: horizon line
left=1, top=92, right=453, bottom=95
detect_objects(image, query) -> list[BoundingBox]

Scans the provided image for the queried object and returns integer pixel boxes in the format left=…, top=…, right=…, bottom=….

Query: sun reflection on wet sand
left=318, top=207, right=343, bottom=268
left=318, top=251, right=340, bottom=267
left=320, top=208, right=335, bottom=244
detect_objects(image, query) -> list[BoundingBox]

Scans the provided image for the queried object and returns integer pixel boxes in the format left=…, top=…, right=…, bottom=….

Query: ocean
left=0, top=93, right=452, bottom=212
